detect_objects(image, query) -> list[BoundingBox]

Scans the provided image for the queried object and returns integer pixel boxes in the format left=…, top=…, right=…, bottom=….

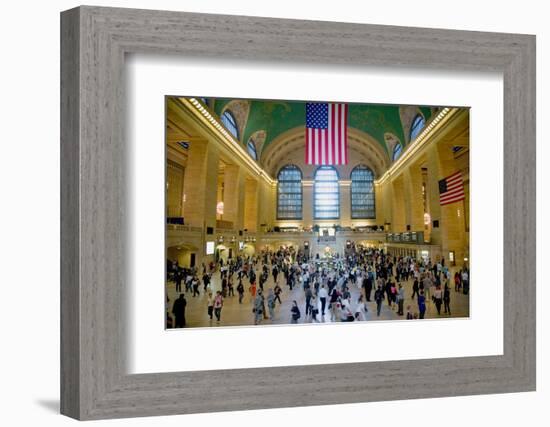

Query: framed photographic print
left=61, top=5, right=536, bottom=420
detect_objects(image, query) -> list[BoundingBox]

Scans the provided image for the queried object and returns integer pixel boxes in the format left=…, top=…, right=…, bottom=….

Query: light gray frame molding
left=61, top=5, right=536, bottom=420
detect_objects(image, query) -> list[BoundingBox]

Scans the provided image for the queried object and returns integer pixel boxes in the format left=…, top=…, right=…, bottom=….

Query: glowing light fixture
left=424, top=213, right=431, bottom=225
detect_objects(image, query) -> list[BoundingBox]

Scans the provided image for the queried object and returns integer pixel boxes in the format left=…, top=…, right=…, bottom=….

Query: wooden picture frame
left=60, top=5, right=536, bottom=420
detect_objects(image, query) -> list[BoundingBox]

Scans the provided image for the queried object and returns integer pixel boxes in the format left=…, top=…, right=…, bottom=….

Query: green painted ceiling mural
left=212, top=98, right=435, bottom=154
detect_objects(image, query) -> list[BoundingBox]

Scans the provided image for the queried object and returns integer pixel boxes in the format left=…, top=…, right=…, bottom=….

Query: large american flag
left=305, top=102, right=348, bottom=165
left=439, top=171, right=465, bottom=206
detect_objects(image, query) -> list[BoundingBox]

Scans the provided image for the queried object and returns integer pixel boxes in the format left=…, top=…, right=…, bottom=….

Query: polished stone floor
left=167, top=266, right=470, bottom=328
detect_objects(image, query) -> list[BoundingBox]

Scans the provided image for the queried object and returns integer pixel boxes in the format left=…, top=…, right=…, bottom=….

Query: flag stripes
left=305, top=103, right=348, bottom=165
left=439, top=171, right=465, bottom=206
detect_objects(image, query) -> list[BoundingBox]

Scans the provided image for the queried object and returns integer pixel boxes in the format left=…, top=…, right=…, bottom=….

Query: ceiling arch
left=260, top=126, right=390, bottom=179
left=213, top=98, right=435, bottom=153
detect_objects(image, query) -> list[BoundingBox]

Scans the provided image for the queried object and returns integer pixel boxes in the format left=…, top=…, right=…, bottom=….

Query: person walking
left=412, top=277, right=419, bottom=300
left=249, top=281, right=257, bottom=299
left=318, top=284, right=328, bottom=316
left=206, top=290, right=214, bottom=320
left=433, top=285, right=443, bottom=315
left=272, top=264, right=279, bottom=283
left=310, top=294, right=320, bottom=322
left=192, top=275, right=200, bottom=297
left=290, top=300, right=301, bottom=324
left=454, top=271, right=462, bottom=292
left=202, top=272, right=210, bottom=292
left=355, top=295, right=367, bottom=321
left=175, top=270, right=182, bottom=293
left=443, top=283, right=451, bottom=315
left=304, top=286, right=313, bottom=317
left=213, top=291, right=223, bottom=322
left=237, top=280, right=244, bottom=304
left=423, top=274, right=432, bottom=300
left=406, top=305, right=414, bottom=320
left=390, top=281, right=397, bottom=309
left=396, top=283, right=405, bottom=316
left=274, top=283, right=283, bottom=304
left=418, top=290, right=426, bottom=319
left=253, top=290, right=264, bottom=325
left=329, top=287, right=340, bottom=321
left=172, top=293, right=187, bottom=328
left=374, top=285, right=384, bottom=317
left=461, top=268, right=470, bottom=295
left=267, top=288, right=276, bottom=320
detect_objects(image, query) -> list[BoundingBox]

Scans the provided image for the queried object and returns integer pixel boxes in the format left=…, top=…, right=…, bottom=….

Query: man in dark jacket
left=374, top=285, right=384, bottom=317
left=172, top=293, right=187, bottom=328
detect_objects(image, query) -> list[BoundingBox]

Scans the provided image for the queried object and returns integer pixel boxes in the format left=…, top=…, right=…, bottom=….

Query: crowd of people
left=166, top=246, right=470, bottom=328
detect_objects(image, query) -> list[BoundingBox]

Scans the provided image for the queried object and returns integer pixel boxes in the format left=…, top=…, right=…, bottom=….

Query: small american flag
left=305, top=102, right=348, bottom=165
left=439, top=171, right=465, bottom=206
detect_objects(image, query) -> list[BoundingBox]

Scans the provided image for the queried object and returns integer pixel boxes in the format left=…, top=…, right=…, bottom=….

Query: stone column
left=223, top=164, right=241, bottom=228
left=426, top=142, right=467, bottom=264
left=257, top=180, right=273, bottom=231
left=391, top=176, right=406, bottom=232
left=340, top=182, right=351, bottom=227
left=182, top=139, right=219, bottom=229
left=244, top=178, right=259, bottom=232
left=404, top=165, right=424, bottom=232
left=436, top=141, right=466, bottom=265
left=302, top=182, right=313, bottom=227
left=426, top=146, right=442, bottom=247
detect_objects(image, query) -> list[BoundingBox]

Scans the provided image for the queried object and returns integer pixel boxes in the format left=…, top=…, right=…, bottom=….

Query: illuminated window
left=314, top=166, right=339, bottom=219
left=220, top=110, right=239, bottom=140
left=410, top=114, right=426, bottom=141
left=247, top=138, right=258, bottom=160
left=351, top=165, right=375, bottom=219
left=277, top=165, right=302, bottom=219
left=392, top=143, right=403, bottom=161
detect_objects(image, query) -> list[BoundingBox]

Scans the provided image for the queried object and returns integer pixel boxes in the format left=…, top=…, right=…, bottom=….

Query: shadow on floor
left=35, top=399, right=59, bottom=414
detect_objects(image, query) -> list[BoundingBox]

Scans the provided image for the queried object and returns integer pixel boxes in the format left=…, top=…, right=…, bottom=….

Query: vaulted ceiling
left=211, top=98, right=438, bottom=157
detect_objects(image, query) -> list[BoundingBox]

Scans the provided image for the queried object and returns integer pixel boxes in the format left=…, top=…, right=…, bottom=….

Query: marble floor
left=166, top=267, right=470, bottom=329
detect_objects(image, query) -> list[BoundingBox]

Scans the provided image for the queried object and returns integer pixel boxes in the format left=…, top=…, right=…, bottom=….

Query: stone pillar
left=426, top=146, right=442, bottom=247
left=391, top=176, right=406, bottom=232
left=244, top=178, right=259, bottom=232
left=182, top=139, right=219, bottom=229
left=374, top=182, right=383, bottom=227
left=223, top=164, right=241, bottom=227
left=302, top=182, right=313, bottom=227
left=340, top=182, right=351, bottom=227
left=426, top=142, right=467, bottom=264
left=257, top=180, right=273, bottom=231
left=404, top=165, right=424, bottom=232
left=436, top=141, right=466, bottom=265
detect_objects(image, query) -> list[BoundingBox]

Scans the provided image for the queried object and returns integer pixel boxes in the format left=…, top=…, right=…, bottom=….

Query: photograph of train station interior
left=165, top=96, right=470, bottom=329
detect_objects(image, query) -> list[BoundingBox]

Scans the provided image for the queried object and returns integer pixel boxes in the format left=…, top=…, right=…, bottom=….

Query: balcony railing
left=166, top=224, right=203, bottom=232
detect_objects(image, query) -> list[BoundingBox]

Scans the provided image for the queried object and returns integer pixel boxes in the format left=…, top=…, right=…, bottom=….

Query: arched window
left=392, top=143, right=403, bottom=162
left=351, top=165, right=375, bottom=219
left=247, top=138, right=258, bottom=160
left=277, top=165, right=302, bottom=219
left=220, top=110, right=239, bottom=140
left=314, top=166, right=339, bottom=219
left=410, top=114, right=425, bottom=141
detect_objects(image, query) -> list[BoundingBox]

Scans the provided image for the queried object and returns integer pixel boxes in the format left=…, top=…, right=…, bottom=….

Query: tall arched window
left=410, top=114, right=425, bottom=141
left=277, top=165, right=302, bottom=219
left=392, top=143, right=403, bottom=162
left=221, top=110, right=239, bottom=140
left=246, top=138, right=258, bottom=160
left=351, top=165, right=375, bottom=219
left=314, top=166, right=339, bottom=219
